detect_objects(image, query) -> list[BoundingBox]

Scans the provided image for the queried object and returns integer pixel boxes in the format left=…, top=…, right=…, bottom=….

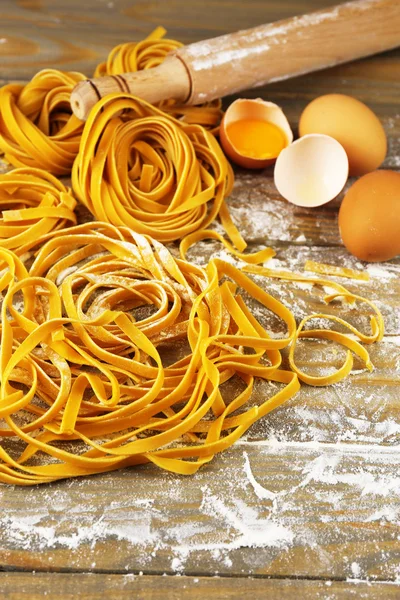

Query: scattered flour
left=243, top=451, right=275, bottom=500
left=295, top=234, right=306, bottom=243
left=1, top=441, right=400, bottom=579
left=351, top=562, right=361, bottom=578
left=366, top=265, right=397, bottom=279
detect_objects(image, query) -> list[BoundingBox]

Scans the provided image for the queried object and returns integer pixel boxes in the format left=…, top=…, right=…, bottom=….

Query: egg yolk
left=226, top=119, right=287, bottom=159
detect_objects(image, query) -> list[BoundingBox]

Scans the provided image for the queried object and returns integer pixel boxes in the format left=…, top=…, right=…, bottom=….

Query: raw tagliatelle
left=93, top=26, right=223, bottom=133
left=242, top=263, right=384, bottom=386
left=0, top=167, right=76, bottom=254
left=0, top=222, right=385, bottom=485
left=0, top=26, right=386, bottom=487
left=72, top=93, right=244, bottom=248
left=0, top=69, right=86, bottom=175
left=0, top=222, right=300, bottom=485
left=94, top=26, right=183, bottom=77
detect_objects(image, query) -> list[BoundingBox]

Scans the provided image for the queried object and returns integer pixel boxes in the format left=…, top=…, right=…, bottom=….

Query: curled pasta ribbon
left=0, top=167, right=76, bottom=254
left=94, top=27, right=223, bottom=133
left=0, top=223, right=300, bottom=485
left=0, top=69, right=86, bottom=175
left=94, top=26, right=183, bottom=76
left=180, top=229, right=276, bottom=264
left=72, top=93, right=243, bottom=247
left=243, top=264, right=384, bottom=385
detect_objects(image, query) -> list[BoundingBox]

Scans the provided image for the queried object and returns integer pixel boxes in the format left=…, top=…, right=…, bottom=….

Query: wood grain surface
left=1, top=573, right=399, bottom=600
left=1, top=444, right=400, bottom=579
left=0, top=1, right=400, bottom=598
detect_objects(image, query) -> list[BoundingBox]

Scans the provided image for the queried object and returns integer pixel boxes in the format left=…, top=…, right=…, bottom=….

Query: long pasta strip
left=243, top=263, right=384, bottom=385
left=0, top=167, right=76, bottom=253
left=0, top=69, right=86, bottom=175
left=72, top=93, right=244, bottom=247
left=0, top=224, right=301, bottom=485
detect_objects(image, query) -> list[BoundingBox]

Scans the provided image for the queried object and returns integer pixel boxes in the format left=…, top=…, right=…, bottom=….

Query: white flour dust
left=2, top=442, right=400, bottom=580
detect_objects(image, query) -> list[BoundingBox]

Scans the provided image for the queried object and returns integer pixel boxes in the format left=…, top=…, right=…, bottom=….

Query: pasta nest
left=72, top=94, right=242, bottom=246
left=94, top=27, right=223, bottom=133
left=94, top=26, right=183, bottom=76
left=0, top=69, right=86, bottom=175
left=0, top=222, right=300, bottom=485
left=0, top=167, right=76, bottom=254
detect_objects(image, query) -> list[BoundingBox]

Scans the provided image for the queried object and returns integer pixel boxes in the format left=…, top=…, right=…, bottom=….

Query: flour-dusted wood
left=178, top=0, right=400, bottom=103
left=1, top=444, right=400, bottom=580
left=0, top=0, right=400, bottom=597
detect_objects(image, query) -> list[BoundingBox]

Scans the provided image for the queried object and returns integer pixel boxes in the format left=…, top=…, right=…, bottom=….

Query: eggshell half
left=219, top=98, right=293, bottom=169
left=274, top=134, right=349, bottom=208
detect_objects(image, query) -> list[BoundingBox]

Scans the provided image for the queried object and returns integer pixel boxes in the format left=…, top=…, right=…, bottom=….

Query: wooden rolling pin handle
left=71, top=56, right=191, bottom=121
left=71, top=0, right=400, bottom=121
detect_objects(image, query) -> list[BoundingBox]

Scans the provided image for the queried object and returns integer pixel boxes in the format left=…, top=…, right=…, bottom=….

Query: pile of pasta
left=0, top=70, right=86, bottom=175
left=0, top=222, right=383, bottom=485
left=0, top=29, right=384, bottom=485
left=0, top=28, right=221, bottom=179
left=0, top=168, right=76, bottom=252
left=72, top=93, right=242, bottom=246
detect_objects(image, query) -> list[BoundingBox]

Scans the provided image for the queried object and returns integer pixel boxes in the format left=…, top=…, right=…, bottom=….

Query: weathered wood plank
left=0, top=572, right=399, bottom=600
left=1, top=444, right=400, bottom=580
left=0, top=0, right=399, bottom=80
left=224, top=163, right=400, bottom=247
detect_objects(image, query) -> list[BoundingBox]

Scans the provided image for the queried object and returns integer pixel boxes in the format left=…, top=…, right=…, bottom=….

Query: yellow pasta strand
left=242, top=263, right=384, bottom=385
left=304, top=259, right=370, bottom=281
left=0, top=223, right=300, bottom=485
left=94, top=26, right=182, bottom=76
left=0, top=167, right=76, bottom=254
left=0, top=69, right=86, bottom=175
left=94, top=27, right=223, bottom=133
left=72, top=93, right=245, bottom=248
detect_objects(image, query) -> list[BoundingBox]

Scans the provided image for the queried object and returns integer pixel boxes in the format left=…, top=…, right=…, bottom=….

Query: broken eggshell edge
left=219, top=98, right=293, bottom=169
left=273, top=133, right=349, bottom=208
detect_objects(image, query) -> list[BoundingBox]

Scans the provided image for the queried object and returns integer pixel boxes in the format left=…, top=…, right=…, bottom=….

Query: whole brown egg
left=338, top=170, right=400, bottom=262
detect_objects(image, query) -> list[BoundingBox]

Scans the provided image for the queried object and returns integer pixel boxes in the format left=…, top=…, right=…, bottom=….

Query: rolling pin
left=71, top=0, right=400, bottom=121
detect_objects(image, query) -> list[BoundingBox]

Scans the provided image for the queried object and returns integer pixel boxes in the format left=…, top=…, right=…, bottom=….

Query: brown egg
left=299, top=94, right=387, bottom=176
left=339, top=170, right=400, bottom=262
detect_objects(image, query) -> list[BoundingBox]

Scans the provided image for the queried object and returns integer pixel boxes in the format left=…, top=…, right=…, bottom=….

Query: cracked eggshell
left=274, top=134, right=349, bottom=208
left=219, top=98, right=293, bottom=169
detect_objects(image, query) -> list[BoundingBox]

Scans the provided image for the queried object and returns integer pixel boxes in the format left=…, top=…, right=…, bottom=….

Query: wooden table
left=1, top=1, right=400, bottom=598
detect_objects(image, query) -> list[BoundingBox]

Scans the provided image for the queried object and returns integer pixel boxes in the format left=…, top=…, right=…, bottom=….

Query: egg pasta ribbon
left=0, top=69, right=86, bottom=175
left=0, top=223, right=300, bottom=485
left=243, top=263, right=384, bottom=385
left=94, top=26, right=182, bottom=77
left=0, top=167, right=76, bottom=254
left=72, top=93, right=244, bottom=248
